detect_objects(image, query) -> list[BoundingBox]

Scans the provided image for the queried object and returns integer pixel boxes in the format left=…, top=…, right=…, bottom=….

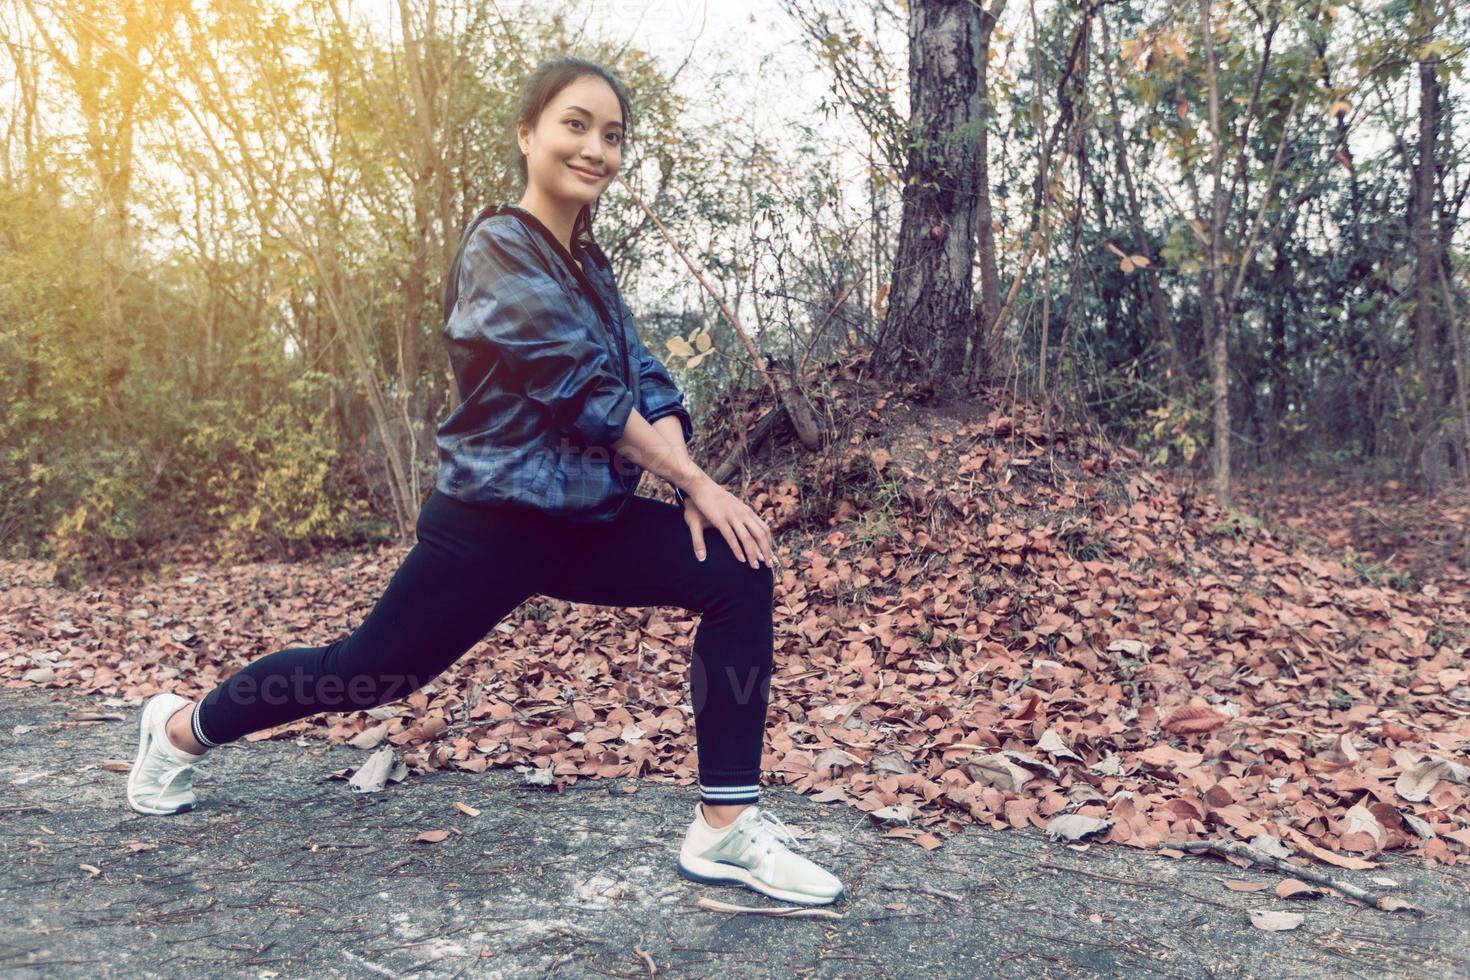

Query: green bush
left=175, top=373, right=375, bottom=563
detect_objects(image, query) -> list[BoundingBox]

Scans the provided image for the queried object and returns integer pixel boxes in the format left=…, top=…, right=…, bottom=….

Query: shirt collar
left=495, top=202, right=608, bottom=280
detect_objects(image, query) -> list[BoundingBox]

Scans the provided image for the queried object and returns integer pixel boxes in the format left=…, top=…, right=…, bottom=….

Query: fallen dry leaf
left=968, top=753, right=1032, bottom=792
left=1248, top=834, right=1293, bottom=859
left=1161, top=704, right=1231, bottom=735
left=1377, top=896, right=1423, bottom=914
left=1224, top=880, right=1271, bottom=892
left=868, top=804, right=915, bottom=826
left=1045, top=814, right=1113, bottom=842
left=1340, top=802, right=1388, bottom=852
left=1249, top=909, right=1304, bottom=931
left=348, top=723, right=388, bottom=750
left=1275, top=878, right=1325, bottom=899
left=1036, top=728, right=1082, bottom=761
left=1395, top=757, right=1449, bottom=803
left=1282, top=827, right=1380, bottom=870
left=348, top=747, right=408, bottom=793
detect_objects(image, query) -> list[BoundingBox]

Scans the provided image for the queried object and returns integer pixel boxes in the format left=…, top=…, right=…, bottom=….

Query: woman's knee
left=743, top=559, right=775, bottom=609
left=700, top=564, right=773, bottom=618
left=701, top=534, right=774, bottom=592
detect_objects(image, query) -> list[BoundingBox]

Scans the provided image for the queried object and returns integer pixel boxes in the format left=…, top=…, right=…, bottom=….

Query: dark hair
left=514, top=56, right=633, bottom=251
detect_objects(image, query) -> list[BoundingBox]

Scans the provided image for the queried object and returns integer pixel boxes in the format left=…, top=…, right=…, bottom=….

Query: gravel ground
left=3, top=687, right=1467, bottom=979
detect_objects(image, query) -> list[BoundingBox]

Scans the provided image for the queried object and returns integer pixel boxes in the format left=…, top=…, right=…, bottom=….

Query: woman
left=125, top=56, right=844, bottom=907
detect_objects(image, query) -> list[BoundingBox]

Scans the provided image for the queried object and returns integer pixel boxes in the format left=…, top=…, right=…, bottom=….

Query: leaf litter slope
left=3, top=352, right=1468, bottom=870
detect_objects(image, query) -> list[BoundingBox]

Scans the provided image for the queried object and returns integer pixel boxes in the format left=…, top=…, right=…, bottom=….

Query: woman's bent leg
left=536, top=495, right=775, bottom=807
left=192, top=491, right=550, bottom=746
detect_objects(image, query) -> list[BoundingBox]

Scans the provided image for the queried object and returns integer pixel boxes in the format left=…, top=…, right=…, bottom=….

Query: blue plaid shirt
left=436, top=202, right=693, bottom=521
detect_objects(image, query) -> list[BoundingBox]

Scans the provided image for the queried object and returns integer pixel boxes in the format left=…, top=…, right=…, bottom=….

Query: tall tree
left=974, top=0, right=1007, bottom=344
left=872, top=0, right=993, bottom=384
left=1198, top=0, right=1231, bottom=504
left=1409, top=0, right=1451, bottom=478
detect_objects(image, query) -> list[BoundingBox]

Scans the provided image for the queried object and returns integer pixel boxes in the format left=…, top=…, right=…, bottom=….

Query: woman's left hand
left=678, top=476, right=777, bottom=570
left=681, top=491, right=776, bottom=569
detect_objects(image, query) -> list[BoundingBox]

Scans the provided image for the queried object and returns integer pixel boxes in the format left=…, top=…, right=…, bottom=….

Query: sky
left=499, top=0, right=906, bottom=207
left=571, top=0, right=863, bottom=125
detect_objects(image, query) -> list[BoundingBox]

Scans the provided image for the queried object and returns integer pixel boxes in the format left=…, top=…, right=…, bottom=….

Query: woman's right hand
left=684, top=475, right=777, bottom=570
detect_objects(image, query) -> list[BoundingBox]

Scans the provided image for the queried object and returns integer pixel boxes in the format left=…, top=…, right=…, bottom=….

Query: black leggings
left=191, top=489, right=776, bottom=806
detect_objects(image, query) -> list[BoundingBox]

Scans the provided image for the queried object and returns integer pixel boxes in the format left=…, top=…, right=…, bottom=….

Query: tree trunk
left=974, top=2, right=1004, bottom=345
left=1268, top=234, right=1291, bottom=461
left=1410, top=9, right=1446, bottom=484
left=1199, top=0, right=1232, bottom=506
left=871, top=0, right=987, bottom=386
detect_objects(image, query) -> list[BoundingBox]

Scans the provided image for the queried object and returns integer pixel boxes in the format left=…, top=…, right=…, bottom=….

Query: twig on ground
left=879, top=882, right=964, bottom=902
left=1167, top=840, right=1423, bottom=914
left=695, top=897, right=844, bottom=919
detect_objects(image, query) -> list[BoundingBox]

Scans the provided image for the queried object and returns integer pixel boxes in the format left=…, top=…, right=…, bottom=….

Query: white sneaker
left=676, top=803, right=845, bottom=906
left=126, top=692, right=207, bottom=815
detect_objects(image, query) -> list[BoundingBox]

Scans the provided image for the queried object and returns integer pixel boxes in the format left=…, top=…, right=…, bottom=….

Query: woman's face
left=518, top=76, right=624, bottom=206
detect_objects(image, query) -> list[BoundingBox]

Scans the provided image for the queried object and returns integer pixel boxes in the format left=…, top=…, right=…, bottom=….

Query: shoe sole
left=126, top=694, right=195, bottom=816
left=676, top=853, right=844, bottom=906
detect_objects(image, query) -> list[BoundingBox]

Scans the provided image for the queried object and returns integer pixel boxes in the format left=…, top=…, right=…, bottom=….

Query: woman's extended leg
left=187, top=491, right=554, bottom=748
left=129, top=489, right=556, bottom=814
left=536, top=494, right=776, bottom=810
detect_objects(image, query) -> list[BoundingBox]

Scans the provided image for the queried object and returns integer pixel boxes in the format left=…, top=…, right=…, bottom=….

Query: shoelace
left=742, top=809, right=803, bottom=857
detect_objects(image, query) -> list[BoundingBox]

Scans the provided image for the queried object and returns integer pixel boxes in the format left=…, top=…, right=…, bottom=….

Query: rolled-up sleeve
left=452, top=223, right=635, bottom=448
left=616, top=293, right=694, bottom=445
